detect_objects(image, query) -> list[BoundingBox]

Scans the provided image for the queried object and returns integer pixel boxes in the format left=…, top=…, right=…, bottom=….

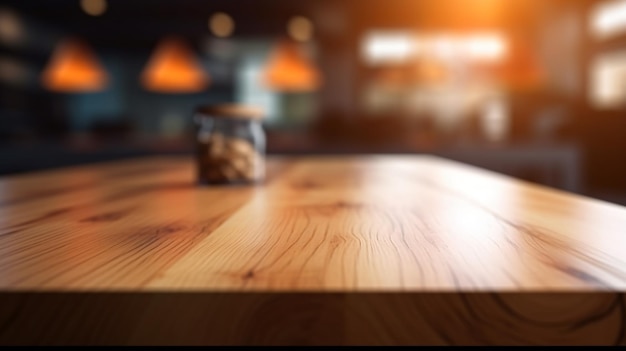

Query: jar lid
left=195, top=104, right=264, bottom=121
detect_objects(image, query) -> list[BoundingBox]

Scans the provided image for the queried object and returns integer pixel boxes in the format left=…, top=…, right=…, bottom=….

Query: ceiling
left=3, top=0, right=326, bottom=49
left=1, top=0, right=586, bottom=50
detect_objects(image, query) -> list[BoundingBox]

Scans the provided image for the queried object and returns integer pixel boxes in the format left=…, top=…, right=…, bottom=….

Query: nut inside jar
left=198, top=132, right=263, bottom=184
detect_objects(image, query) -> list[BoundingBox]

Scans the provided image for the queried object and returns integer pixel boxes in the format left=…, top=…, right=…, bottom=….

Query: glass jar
left=193, top=104, right=265, bottom=185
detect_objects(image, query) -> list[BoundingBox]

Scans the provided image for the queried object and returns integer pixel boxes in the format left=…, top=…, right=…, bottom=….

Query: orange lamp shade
left=140, top=37, right=209, bottom=93
left=41, top=38, right=108, bottom=92
left=262, top=39, right=321, bottom=92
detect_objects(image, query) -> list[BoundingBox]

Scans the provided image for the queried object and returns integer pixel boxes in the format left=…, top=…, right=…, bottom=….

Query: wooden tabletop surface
left=1, top=155, right=626, bottom=291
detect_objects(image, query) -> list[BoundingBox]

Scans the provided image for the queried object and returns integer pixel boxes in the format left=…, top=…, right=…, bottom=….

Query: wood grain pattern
left=1, top=155, right=626, bottom=290
left=1, top=155, right=626, bottom=345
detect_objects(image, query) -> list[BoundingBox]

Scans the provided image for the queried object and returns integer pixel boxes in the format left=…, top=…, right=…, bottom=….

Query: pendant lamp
left=261, top=39, right=321, bottom=92
left=141, top=36, right=209, bottom=93
left=41, top=38, right=108, bottom=92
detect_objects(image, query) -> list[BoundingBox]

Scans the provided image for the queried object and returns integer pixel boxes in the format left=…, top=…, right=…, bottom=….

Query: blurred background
left=0, top=0, right=625, bottom=205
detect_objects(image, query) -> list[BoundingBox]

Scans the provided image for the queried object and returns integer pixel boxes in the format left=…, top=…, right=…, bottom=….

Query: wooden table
left=1, top=156, right=625, bottom=345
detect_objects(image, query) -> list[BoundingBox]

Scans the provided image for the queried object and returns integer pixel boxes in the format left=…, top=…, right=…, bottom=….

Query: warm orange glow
left=0, top=8, right=24, bottom=45
left=41, top=38, right=108, bottom=92
left=490, top=40, right=546, bottom=91
left=411, top=58, right=449, bottom=85
left=209, top=12, right=234, bottom=38
left=463, top=0, right=506, bottom=23
left=373, top=66, right=410, bottom=89
left=80, top=0, right=107, bottom=17
left=141, top=36, right=209, bottom=93
left=287, top=16, right=313, bottom=42
left=262, top=39, right=321, bottom=92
